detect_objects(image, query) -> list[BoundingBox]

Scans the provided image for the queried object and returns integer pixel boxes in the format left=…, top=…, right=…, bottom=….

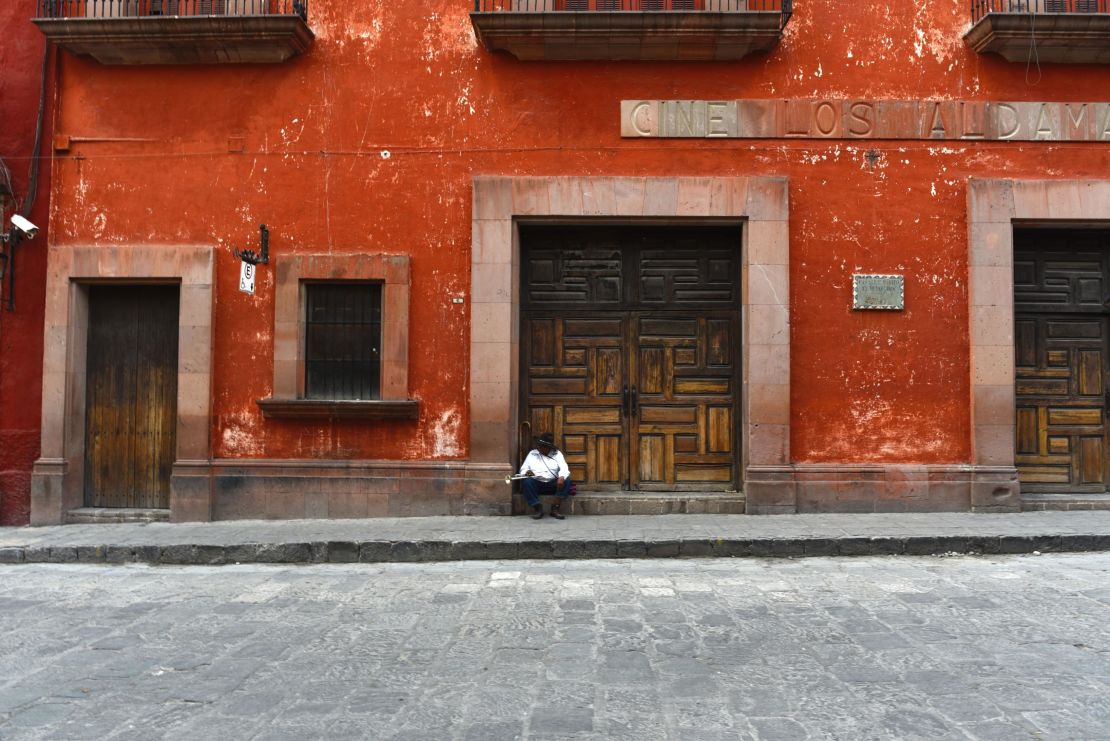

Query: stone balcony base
left=33, top=15, right=314, bottom=65
left=470, top=10, right=786, bottom=61
left=965, top=13, right=1110, bottom=64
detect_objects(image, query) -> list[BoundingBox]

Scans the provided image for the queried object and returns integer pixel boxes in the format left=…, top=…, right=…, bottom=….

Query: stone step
left=512, top=492, right=746, bottom=516
left=1022, top=493, right=1110, bottom=512
left=67, top=508, right=171, bottom=524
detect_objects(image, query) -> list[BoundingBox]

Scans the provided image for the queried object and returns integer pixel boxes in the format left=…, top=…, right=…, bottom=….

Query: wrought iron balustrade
left=971, top=0, right=1108, bottom=23
left=476, top=0, right=789, bottom=15
left=35, top=0, right=308, bottom=20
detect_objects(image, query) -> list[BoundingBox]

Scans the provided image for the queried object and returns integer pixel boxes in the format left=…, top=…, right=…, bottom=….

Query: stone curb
left=2, top=533, right=1110, bottom=566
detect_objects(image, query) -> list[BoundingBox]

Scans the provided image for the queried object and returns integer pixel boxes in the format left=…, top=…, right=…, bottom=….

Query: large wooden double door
left=1014, top=230, right=1110, bottom=492
left=521, top=225, right=741, bottom=491
left=84, top=285, right=179, bottom=509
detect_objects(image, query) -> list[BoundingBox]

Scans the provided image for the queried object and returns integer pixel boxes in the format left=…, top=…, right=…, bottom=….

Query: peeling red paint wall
left=44, top=1, right=1110, bottom=470
left=0, top=1, right=51, bottom=525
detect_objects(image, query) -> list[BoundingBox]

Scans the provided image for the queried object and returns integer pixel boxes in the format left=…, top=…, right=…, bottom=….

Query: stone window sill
left=256, top=398, right=419, bottom=420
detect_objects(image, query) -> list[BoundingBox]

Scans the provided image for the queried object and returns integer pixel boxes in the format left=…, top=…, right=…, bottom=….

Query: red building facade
left=0, top=0, right=52, bottom=526
left=17, top=0, right=1110, bottom=523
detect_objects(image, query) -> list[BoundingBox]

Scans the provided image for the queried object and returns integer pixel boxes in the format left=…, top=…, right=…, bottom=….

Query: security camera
left=11, top=215, right=39, bottom=239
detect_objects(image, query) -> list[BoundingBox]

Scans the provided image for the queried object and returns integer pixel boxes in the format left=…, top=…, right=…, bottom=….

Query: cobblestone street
left=2, top=554, right=1109, bottom=740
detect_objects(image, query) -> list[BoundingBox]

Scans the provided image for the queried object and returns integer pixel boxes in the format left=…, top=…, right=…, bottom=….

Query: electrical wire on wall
left=1025, top=0, right=1042, bottom=86
left=0, top=156, right=12, bottom=287
left=2, top=40, right=52, bottom=312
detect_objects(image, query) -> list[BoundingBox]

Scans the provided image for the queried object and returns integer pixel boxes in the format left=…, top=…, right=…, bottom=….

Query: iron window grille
left=304, top=282, right=382, bottom=401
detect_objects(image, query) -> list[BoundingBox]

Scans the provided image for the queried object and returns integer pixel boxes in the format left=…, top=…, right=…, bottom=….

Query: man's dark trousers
left=521, top=477, right=573, bottom=506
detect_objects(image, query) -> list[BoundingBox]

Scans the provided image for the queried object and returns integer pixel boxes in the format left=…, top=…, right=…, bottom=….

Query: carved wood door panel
left=84, top=285, right=179, bottom=509
left=523, top=315, right=628, bottom=490
left=521, top=224, right=740, bottom=492
left=1014, top=232, right=1110, bottom=493
left=631, top=313, right=738, bottom=490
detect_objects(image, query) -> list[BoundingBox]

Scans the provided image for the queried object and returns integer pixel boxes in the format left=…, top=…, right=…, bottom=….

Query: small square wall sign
left=852, top=274, right=903, bottom=310
left=239, top=260, right=256, bottom=295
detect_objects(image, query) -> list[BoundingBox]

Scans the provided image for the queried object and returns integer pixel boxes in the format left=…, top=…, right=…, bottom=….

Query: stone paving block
left=253, top=543, right=313, bottom=563
left=966, top=536, right=1002, bottom=554
left=678, top=539, right=714, bottom=557
left=552, top=540, right=617, bottom=559
left=392, top=540, right=452, bottom=562
left=159, top=544, right=198, bottom=564
left=746, top=539, right=777, bottom=557
left=869, top=537, right=906, bottom=555
left=358, top=541, right=391, bottom=562
left=904, top=537, right=943, bottom=556
left=76, top=545, right=107, bottom=563
left=837, top=538, right=872, bottom=556
left=325, top=540, right=360, bottom=563
left=191, top=545, right=227, bottom=565
left=645, top=540, right=680, bottom=558
left=1029, top=535, right=1063, bottom=552
left=770, top=539, right=804, bottom=557
left=616, top=540, right=648, bottom=558
left=448, top=540, right=489, bottom=560
left=0, top=547, right=25, bottom=563
left=484, top=541, right=521, bottom=560
left=997, top=535, right=1034, bottom=554
left=516, top=541, right=555, bottom=559
left=803, top=538, right=837, bottom=556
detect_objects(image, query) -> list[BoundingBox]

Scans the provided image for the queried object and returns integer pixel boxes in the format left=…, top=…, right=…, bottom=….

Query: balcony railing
left=472, top=0, right=792, bottom=61
left=971, top=0, right=1107, bottom=23
left=36, top=0, right=307, bottom=19
left=476, top=0, right=785, bottom=15
left=966, top=0, right=1110, bottom=62
left=33, top=0, right=313, bottom=64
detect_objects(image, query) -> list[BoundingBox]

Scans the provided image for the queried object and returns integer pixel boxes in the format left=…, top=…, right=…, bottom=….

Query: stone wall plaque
left=621, top=99, right=1110, bottom=141
left=853, top=274, right=904, bottom=310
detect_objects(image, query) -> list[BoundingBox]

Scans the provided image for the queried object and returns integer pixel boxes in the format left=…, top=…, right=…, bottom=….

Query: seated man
left=519, top=432, right=573, bottom=520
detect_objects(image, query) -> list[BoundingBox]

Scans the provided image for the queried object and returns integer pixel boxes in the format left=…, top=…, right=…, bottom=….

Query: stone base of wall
left=195, top=460, right=513, bottom=521
left=511, top=492, right=748, bottom=516
left=745, top=464, right=1021, bottom=514
left=1022, top=493, right=1110, bottom=512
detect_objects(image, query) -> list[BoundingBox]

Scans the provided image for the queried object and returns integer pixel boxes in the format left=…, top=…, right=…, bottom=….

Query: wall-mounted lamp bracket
left=235, top=224, right=270, bottom=266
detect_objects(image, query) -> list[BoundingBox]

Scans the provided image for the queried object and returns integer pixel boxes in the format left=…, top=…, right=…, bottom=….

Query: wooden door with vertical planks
left=521, top=225, right=740, bottom=491
left=632, top=312, right=737, bottom=490
left=523, top=315, right=628, bottom=489
left=84, top=285, right=179, bottom=509
left=1014, top=231, right=1110, bottom=493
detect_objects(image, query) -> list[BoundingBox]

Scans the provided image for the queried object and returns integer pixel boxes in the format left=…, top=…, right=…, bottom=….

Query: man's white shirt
left=519, top=449, right=570, bottom=481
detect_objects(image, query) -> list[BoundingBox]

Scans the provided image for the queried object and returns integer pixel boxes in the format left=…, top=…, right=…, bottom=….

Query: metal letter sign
left=239, top=260, right=256, bottom=295
left=853, top=274, right=904, bottom=310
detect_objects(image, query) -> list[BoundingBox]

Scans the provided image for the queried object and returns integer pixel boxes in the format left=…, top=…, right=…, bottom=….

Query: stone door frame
left=967, top=179, right=1110, bottom=505
left=31, top=244, right=214, bottom=524
left=469, top=176, right=791, bottom=509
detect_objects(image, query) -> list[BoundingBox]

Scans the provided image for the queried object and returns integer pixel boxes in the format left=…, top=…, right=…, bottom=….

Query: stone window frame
left=31, top=244, right=214, bottom=524
left=257, top=253, right=417, bottom=420
left=469, top=176, right=791, bottom=509
left=967, top=179, right=1110, bottom=497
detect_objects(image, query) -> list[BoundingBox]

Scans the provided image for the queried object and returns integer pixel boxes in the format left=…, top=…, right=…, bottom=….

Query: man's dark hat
left=536, top=432, right=556, bottom=448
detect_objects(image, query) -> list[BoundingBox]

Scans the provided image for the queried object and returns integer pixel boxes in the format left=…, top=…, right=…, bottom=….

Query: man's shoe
left=531, top=504, right=544, bottom=520
left=550, top=502, right=565, bottom=520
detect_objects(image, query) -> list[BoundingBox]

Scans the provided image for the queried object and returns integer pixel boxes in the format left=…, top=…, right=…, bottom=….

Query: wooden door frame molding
left=470, top=176, right=791, bottom=512
left=967, top=179, right=1110, bottom=510
left=31, top=244, right=214, bottom=525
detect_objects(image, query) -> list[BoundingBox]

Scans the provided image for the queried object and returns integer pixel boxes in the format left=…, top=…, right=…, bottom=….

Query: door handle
left=622, top=385, right=630, bottom=418
left=631, top=385, right=638, bottom=417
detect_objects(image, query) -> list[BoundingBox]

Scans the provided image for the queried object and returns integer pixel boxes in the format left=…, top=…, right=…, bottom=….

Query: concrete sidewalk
left=2, top=510, right=1110, bottom=565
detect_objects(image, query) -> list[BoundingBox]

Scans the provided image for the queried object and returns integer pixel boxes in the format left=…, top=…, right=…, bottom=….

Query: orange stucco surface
left=39, top=1, right=1110, bottom=475
left=0, top=0, right=51, bottom=525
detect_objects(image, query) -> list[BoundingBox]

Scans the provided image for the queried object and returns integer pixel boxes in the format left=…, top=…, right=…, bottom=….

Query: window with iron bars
left=304, top=283, right=382, bottom=401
